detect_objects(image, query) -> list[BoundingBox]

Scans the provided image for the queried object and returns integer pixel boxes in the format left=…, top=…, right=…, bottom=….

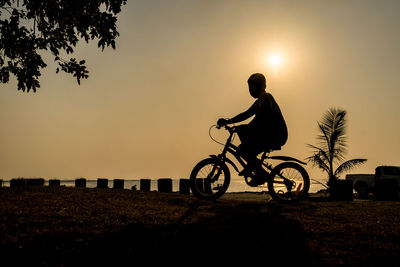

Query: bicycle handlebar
left=216, top=124, right=236, bottom=134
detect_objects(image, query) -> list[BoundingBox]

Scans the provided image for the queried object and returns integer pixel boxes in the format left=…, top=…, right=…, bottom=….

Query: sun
left=268, top=53, right=283, bottom=68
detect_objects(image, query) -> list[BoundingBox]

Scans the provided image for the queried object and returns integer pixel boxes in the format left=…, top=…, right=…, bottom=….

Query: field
left=1, top=187, right=400, bottom=266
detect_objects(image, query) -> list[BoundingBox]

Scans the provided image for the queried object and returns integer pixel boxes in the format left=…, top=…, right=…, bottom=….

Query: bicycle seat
left=261, top=145, right=281, bottom=160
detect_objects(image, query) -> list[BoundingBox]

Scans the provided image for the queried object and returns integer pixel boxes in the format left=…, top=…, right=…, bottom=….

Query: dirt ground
left=0, top=187, right=399, bottom=266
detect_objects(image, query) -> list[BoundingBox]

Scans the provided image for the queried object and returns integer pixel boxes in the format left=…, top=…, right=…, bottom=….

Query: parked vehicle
left=375, top=166, right=400, bottom=185
left=346, top=174, right=375, bottom=198
left=346, top=166, right=400, bottom=198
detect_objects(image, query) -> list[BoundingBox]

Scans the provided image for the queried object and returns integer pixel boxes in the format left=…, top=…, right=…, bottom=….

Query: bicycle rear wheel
left=268, top=162, right=310, bottom=203
left=190, top=158, right=230, bottom=200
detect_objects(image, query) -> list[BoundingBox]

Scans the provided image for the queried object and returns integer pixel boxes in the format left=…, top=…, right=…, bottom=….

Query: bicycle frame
left=210, top=126, right=263, bottom=178
left=210, top=125, right=306, bottom=178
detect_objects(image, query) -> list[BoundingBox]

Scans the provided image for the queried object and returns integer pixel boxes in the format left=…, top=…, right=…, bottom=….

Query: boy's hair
left=248, top=73, right=266, bottom=89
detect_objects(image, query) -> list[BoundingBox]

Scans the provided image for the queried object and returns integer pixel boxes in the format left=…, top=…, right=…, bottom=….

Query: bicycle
left=189, top=124, right=310, bottom=203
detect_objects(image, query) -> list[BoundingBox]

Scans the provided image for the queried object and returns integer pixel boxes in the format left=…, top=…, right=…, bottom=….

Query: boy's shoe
left=245, top=175, right=265, bottom=186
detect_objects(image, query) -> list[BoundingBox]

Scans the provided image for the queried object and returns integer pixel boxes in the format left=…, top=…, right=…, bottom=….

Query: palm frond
left=329, top=110, right=347, bottom=145
left=332, top=146, right=347, bottom=163
left=320, top=108, right=336, bottom=130
left=334, top=158, right=368, bottom=177
left=316, top=122, right=330, bottom=154
left=319, top=108, right=348, bottom=163
left=307, top=144, right=330, bottom=163
left=307, top=153, right=330, bottom=174
left=321, top=108, right=346, bottom=131
left=317, top=122, right=329, bottom=141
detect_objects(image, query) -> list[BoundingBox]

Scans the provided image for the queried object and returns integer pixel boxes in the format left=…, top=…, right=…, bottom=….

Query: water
left=1, top=178, right=325, bottom=193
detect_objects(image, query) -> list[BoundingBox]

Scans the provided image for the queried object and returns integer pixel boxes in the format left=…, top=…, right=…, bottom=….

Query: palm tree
left=307, top=107, right=367, bottom=189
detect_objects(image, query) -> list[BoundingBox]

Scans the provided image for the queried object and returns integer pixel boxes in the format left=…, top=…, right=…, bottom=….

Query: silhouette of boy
left=217, top=73, right=288, bottom=176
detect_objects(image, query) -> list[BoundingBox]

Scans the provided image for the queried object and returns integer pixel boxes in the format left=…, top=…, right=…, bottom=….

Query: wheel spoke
left=190, top=159, right=230, bottom=199
left=269, top=163, right=309, bottom=203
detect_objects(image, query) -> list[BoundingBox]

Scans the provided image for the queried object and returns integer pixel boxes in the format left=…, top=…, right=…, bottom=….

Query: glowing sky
left=1, top=0, right=399, bottom=186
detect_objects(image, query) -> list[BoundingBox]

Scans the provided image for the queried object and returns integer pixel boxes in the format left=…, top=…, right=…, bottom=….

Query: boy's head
left=248, top=73, right=266, bottom=98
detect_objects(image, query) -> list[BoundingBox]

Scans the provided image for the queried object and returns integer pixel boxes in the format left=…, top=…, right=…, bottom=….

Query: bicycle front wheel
left=268, top=162, right=310, bottom=203
left=189, top=158, right=230, bottom=200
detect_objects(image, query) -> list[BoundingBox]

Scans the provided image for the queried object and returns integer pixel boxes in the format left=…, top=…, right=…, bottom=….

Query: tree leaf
left=334, top=159, right=368, bottom=178
left=1, top=0, right=127, bottom=92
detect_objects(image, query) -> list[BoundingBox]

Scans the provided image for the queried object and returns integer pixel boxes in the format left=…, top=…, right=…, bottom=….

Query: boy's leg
left=238, top=143, right=259, bottom=176
left=236, top=124, right=264, bottom=175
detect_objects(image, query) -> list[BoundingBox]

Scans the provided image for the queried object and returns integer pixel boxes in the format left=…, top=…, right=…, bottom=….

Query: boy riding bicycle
left=217, top=73, right=288, bottom=178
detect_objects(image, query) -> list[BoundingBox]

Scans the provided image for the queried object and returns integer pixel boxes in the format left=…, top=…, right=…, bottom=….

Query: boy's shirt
left=248, top=92, right=288, bottom=146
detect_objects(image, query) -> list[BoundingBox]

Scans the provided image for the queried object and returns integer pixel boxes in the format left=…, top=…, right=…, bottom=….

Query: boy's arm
left=227, top=104, right=256, bottom=124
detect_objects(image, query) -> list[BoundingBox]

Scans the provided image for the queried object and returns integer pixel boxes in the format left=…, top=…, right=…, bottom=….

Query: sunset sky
left=1, top=0, right=399, bottom=187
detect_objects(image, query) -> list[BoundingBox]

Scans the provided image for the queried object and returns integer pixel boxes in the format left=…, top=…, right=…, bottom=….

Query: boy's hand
left=217, top=118, right=229, bottom=127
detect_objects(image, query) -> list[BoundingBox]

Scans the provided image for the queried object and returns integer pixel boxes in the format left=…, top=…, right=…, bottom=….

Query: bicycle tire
left=268, top=162, right=310, bottom=203
left=189, top=157, right=230, bottom=200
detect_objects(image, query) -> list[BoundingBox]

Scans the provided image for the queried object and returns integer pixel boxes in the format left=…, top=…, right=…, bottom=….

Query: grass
left=1, top=186, right=399, bottom=266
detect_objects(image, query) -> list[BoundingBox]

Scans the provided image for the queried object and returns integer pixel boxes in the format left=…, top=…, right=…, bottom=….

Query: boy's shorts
left=236, top=123, right=285, bottom=158
left=236, top=125, right=268, bottom=160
